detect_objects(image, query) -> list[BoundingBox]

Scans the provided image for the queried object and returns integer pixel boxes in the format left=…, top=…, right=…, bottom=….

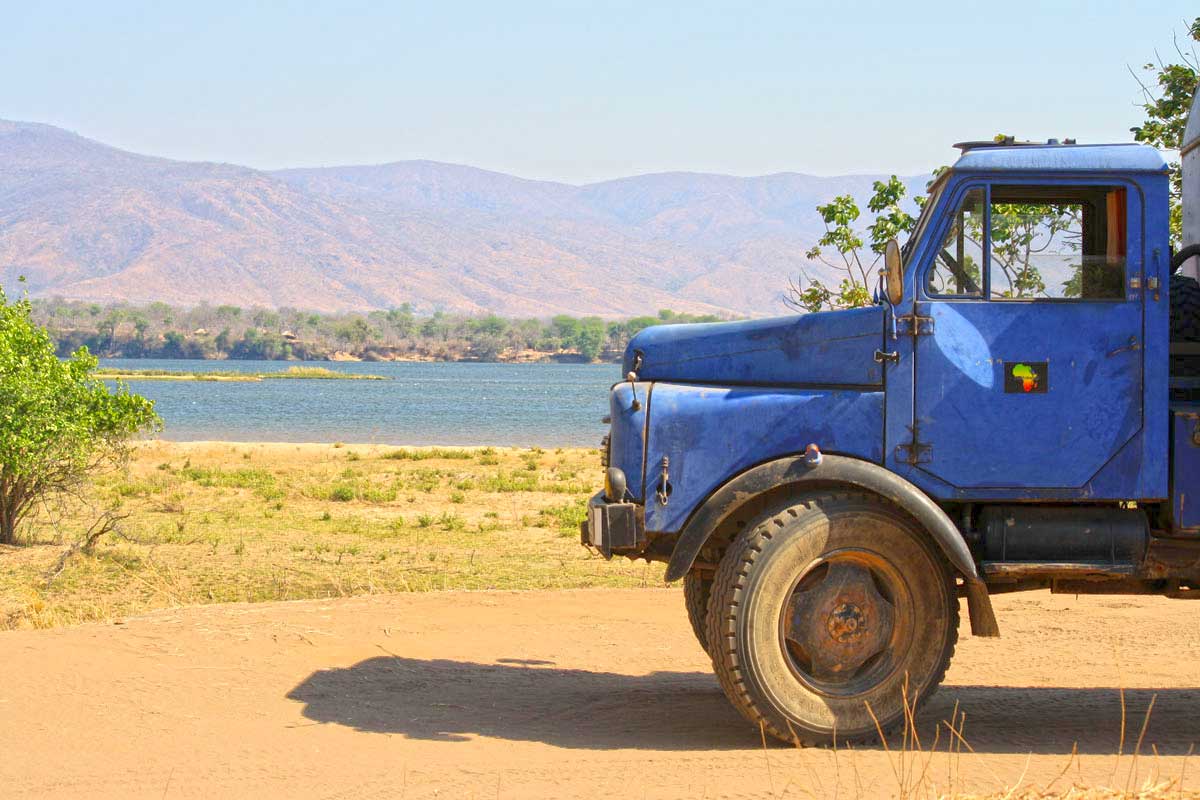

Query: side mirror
left=884, top=239, right=904, bottom=306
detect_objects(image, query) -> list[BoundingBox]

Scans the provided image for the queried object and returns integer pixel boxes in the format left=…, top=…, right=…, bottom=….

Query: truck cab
left=583, top=139, right=1200, bottom=745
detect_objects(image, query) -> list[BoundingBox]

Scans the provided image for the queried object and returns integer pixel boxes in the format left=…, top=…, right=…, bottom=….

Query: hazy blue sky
left=4, top=1, right=1196, bottom=183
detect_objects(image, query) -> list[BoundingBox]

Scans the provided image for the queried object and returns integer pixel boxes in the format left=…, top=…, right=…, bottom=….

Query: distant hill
left=0, top=119, right=926, bottom=316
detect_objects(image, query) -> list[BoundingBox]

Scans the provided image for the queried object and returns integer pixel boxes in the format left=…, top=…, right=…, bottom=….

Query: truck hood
left=623, top=306, right=884, bottom=387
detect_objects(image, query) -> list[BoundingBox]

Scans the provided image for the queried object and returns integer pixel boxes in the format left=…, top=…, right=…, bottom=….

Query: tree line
left=29, top=299, right=726, bottom=362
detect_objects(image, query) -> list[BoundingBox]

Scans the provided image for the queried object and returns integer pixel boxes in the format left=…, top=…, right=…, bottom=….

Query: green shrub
left=437, top=512, right=465, bottom=531
left=179, top=466, right=281, bottom=500
left=0, top=286, right=159, bottom=543
left=383, top=447, right=473, bottom=461
left=328, top=484, right=356, bottom=502
left=480, top=471, right=539, bottom=493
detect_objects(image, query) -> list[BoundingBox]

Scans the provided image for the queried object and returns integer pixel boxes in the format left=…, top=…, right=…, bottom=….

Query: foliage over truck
left=584, top=112, right=1200, bottom=743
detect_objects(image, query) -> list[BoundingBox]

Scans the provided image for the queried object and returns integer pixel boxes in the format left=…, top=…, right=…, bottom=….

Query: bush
left=0, top=286, right=160, bottom=544
left=328, top=485, right=356, bottom=502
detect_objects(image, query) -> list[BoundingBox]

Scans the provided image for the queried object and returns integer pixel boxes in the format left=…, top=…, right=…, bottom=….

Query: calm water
left=100, top=359, right=617, bottom=447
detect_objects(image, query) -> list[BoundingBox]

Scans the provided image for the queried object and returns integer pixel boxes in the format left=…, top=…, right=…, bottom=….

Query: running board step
left=982, top=562, right=1136, bottom=579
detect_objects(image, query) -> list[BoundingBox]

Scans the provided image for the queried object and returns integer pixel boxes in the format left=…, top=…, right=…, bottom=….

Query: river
left=100, top=359, right=617, bottom=447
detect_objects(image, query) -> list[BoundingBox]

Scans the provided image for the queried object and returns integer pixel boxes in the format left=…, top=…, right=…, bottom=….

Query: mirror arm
left=878, top=269, right=899, bottom=341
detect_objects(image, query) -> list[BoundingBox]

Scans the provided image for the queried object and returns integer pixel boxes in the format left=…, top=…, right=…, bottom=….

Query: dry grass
left=0, top=441, right=659, bottom=629
left=759, top=686, right=1200, bottom=800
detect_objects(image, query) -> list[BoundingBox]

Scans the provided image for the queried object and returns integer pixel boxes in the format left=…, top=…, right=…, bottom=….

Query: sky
left=3, top=1, right=1196, bottom=184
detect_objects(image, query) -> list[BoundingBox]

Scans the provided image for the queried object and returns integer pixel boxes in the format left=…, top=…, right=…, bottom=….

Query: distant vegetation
left=93, top=366, right=388, bottom=382
left=31, top=301, right=726, bottom=363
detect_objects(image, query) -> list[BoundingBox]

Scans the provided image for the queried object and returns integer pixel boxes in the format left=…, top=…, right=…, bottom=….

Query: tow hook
left=656, top=456, right=671, bottom=505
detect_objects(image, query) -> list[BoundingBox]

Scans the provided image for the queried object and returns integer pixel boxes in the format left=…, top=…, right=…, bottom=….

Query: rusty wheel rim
left=777, top=548, right=914, bottom=698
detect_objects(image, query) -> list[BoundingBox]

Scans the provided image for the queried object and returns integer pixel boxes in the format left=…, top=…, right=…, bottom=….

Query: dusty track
left=3, top=589, right=1200, bottom=799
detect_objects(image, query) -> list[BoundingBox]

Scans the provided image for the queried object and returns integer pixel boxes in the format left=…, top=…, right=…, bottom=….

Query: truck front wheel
left=705, top=492, right=958, bottom=745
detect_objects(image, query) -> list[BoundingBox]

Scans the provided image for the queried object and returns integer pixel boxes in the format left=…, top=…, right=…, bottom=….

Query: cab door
left=905, top=179, right=1144, bottom=493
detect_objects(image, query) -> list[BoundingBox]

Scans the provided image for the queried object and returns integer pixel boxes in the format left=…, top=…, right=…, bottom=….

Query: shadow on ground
left=287, top=655, right=1200, bottom=754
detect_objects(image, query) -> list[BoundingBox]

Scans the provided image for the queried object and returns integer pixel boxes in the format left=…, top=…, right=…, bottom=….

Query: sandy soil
left=3, top=589, right=1199, bottom=799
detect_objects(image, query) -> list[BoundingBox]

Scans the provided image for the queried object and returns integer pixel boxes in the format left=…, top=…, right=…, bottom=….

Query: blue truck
left=582, top=127, right=1200, bottom=744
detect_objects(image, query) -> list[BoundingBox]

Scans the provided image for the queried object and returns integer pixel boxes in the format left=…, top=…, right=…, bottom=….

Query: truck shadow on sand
left=286, top=655, right=1200, bottom=754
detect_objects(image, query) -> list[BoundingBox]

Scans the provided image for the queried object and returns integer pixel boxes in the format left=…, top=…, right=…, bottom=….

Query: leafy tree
left=473, top=314, right=509, bottom=337
left=0, top=286, right=159, bottom=544
left=147, top=301, right=173, bottom=318
left=161, top=330, right=187, bottom=358
left=97, top=309, right=123, bottom=352
left=1132, top=17, right=1199, bottom=245
left=420, top=312, right=450, bottom=340
left=789, top=176, right=916, bottom=312
left=386, top=305, right=416, bottom=337
left=333, top=318, right=372, bottom=346
left=574, top=317, right=608, bottom=360
left=550, top=315, right=581, bottom=346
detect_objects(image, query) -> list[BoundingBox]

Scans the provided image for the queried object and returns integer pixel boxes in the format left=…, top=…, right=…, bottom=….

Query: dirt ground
left=3, top=588, right=1199, bottom=799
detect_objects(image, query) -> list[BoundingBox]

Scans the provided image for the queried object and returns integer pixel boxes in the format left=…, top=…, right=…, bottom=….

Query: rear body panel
left=1172, top=406, right=1200, bottom=530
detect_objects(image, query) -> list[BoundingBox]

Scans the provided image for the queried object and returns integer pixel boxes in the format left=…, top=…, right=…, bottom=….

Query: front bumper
left=581, top=492, right=646, bottom=558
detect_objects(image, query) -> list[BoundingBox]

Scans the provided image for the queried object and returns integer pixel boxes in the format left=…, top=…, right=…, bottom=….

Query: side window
left=926, top=188, right=985, bottom=297
left=989, top=186, right=1126, bottom=300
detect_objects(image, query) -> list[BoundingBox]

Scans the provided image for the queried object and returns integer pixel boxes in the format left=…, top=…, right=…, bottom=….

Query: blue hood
left=624, top=306, right=884, bottom=387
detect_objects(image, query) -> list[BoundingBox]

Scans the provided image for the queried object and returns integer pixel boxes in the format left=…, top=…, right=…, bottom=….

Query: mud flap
left=964, top=579, right=1000, bottom=638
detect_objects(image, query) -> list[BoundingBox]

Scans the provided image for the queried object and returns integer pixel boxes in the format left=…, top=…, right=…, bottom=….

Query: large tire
left=1171, top=274, right=1200, bottom=342
left=705, top=492, right=958, bottom=746
left=683, top=572, right=712, bottom=654
left=1172, top=274, right=1200, bottom=378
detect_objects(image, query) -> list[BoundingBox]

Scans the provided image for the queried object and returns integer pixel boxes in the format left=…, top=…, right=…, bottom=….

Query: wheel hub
left=785, top=561, right=896, bottom=683
left=826, top=602, right=867, bottom=643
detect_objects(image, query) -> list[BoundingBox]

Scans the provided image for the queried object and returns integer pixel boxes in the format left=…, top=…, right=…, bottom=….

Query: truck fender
left=663, top=453, right=1000, bottom=637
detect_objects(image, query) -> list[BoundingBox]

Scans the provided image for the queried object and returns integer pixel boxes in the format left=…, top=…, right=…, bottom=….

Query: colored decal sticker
left=1004, top=362, right=1048, bottom=394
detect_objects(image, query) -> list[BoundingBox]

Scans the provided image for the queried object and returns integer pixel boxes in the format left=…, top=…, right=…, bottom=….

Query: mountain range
left=0, top=119, right=925, bottom=317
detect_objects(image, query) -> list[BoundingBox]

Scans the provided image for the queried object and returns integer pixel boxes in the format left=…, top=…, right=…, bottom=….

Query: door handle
left=1106, top=337, right=1140, bottom=357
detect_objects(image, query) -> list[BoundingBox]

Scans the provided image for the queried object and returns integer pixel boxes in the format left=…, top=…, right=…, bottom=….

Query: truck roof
left=951, top=142, right=1168, bottom=175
